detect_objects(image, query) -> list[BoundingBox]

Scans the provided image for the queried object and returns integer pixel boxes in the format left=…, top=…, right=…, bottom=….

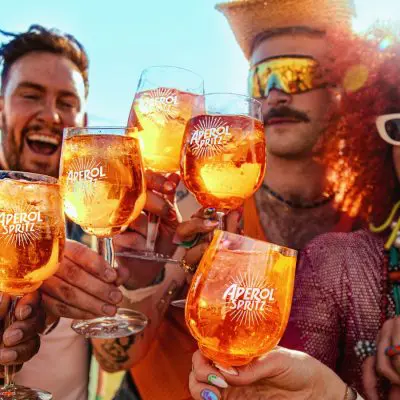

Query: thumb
left=362, top=356, right=379, bottom=400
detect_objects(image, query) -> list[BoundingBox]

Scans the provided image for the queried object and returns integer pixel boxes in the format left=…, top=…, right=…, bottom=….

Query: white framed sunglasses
left=376, top=114, right=400, bottom=146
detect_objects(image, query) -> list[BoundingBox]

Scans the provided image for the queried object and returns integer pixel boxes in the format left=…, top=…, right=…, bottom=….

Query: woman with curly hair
left=278, top=26, right=400, bottom=399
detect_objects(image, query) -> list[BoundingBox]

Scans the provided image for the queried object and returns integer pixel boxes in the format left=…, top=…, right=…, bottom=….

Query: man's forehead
left=4, top=51, right=85, bottom=97
left=251, top=33, right=328, bottom=66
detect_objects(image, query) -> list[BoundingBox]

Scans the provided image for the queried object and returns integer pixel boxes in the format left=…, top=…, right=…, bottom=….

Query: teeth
left=27, top=134, right=60, bottom=145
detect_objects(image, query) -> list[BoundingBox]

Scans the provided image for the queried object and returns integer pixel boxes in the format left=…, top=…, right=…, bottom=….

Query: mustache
left=22, top=124, right=63, bottom=137
left=264, top=107, right=310, bottom=123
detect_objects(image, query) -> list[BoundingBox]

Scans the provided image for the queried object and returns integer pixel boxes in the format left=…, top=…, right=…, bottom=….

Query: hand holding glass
left=0, top=171, right=65, bottom=400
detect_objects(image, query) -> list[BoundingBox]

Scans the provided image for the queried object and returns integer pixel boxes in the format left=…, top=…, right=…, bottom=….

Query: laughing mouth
left=25, top=132, right=61, bottom=156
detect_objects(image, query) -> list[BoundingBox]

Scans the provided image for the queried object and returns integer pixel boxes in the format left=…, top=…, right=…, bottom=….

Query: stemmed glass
left=0, top=171, right=65, bottom=400
left=186, top=230, right=297, bottom=367
left=171, top=93, right=266, bottom=308
left=122, top=65, right=204, bottom=262
left=180, top=93, right=266, bottom=230
left=59, top=127, right=148, bottom=338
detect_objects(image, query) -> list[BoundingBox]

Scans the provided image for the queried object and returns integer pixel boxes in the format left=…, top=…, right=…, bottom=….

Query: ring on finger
left=385, top=344, right=400, bottom=357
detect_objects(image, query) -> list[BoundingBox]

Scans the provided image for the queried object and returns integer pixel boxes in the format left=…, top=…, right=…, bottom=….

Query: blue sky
left=0, top=0, right=399, bottom=125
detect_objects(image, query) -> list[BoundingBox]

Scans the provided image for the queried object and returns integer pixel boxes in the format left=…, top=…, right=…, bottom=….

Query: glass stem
left=3, top=296, right=20, bottom=390
left=216, top=212, right=225, bottom=230
left=146, top=213, right=160, bottom=252
left=95, top=237, right=115, bottom=268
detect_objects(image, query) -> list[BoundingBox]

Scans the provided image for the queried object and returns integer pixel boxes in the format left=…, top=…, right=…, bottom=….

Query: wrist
left=319, top=364, right=348, bottom=400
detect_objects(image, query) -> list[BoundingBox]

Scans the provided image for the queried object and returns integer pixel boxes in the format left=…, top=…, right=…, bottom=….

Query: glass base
left=116, top=250, right=180, bottom=264
left=170, top=299, right=186, bottom=309
left=71, top=308, right=148, bottom=339
left=0, top=385, right=52, bottom=400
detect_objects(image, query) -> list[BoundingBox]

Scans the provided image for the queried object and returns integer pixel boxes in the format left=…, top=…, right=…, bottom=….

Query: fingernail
left=208, top=374, right=228, bottom=388
left=204, top=208, right=216, bottom=218
left=0, top=349, right=17, bottom=363
left=3, top=329, right=23, bottom=346
left=200, top=389, right=219, bottom=400
left=204, top=220, right=219, bottom=227
left=104, top=268, right=117, bottom=282
left=18, top=305, right=32, bottom=320
left=102, top=304, right=117, bottom=316
left=163, top=181, right=176, bottom=192
left=109, top=290, right=122, bottom=304
left=215, top=363, right=239, bottom=376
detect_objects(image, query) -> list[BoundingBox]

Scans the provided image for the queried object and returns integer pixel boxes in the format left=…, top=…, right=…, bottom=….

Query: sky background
left=0, top=0, right=399, bottom=125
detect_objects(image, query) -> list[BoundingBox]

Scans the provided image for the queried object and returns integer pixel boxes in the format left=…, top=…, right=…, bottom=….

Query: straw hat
left=216, top=0, right=356, bottom=59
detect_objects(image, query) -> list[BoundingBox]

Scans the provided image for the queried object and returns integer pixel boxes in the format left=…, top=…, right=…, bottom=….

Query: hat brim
left=216, top=0, right=355, bottom=59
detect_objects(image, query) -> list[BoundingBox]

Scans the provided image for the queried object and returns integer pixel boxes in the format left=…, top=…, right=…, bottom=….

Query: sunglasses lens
left=385, top=119, right=400, bottom=142
left=249, top=57, right=318, bottom=98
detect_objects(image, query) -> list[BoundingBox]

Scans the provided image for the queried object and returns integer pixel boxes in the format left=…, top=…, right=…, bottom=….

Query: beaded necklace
left=354, top=202, right=400, bottom=361
left=261, top=183, right=335, bottom=209
left=370, top=200, right=400, bottom=319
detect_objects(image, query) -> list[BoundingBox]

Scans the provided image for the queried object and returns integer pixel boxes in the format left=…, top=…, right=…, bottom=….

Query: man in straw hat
left=213, top=0, right=358, bottom=250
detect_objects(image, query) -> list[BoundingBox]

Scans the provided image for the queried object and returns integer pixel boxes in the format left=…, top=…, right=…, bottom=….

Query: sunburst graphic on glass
left=138, top=87, right=180, bottom=124
left=0, top=201, right=43, bottom=248
left=226, top=272, right=274, bottom=327
left=185, top=230, right=297, bottom=367
left=64, top=157, right=106, bottom=206
left=189, top=115, right=231, bottom=158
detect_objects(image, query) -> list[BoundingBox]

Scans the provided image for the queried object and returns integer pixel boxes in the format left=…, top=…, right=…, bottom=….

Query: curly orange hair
left=318, top=25, right=400, bottom=225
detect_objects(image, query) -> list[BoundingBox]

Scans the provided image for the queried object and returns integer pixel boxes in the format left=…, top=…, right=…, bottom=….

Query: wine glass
left=59, top=127, right=148, bottom=338
left=0, top=171, right=65, bottom=400
left=185, top=230, right=297, bottom=367
left=170, top=93, right=266, bottom=308
left=180, top=92, right=266, bottom=230
left=123, top=65, right=204, bottom=262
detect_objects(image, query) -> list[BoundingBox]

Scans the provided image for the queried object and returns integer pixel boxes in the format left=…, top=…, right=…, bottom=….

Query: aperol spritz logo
left=189, top=116, right=231, bottom=157
left=66, top=159, right=107, bottom=183
left=223, top=273, right=276, bottom=326
left=138, top=88, right=179, bottom=123
left=65, top=158, right=107, bottom=201
left=0, top=204, right=43, bottom=246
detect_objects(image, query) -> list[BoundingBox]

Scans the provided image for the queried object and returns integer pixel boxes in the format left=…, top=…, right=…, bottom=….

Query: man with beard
left=0, top=25, right=163, bottom=400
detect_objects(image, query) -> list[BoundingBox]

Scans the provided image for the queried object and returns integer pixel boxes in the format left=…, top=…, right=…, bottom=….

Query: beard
left=1, top=115, right=23, bottom=171
left=0, top=115, right=61, bottom=177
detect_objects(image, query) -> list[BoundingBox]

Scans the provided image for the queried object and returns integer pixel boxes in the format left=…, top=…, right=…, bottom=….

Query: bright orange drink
left=0, top=177, right=65, bottom=295
left=186, top=230, right=296, bottom=366
left=129, top=88, right=202, bottom=173
left=60, top=134, right=146, bottom=237
left=181, top=114, right=266, bottom=211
